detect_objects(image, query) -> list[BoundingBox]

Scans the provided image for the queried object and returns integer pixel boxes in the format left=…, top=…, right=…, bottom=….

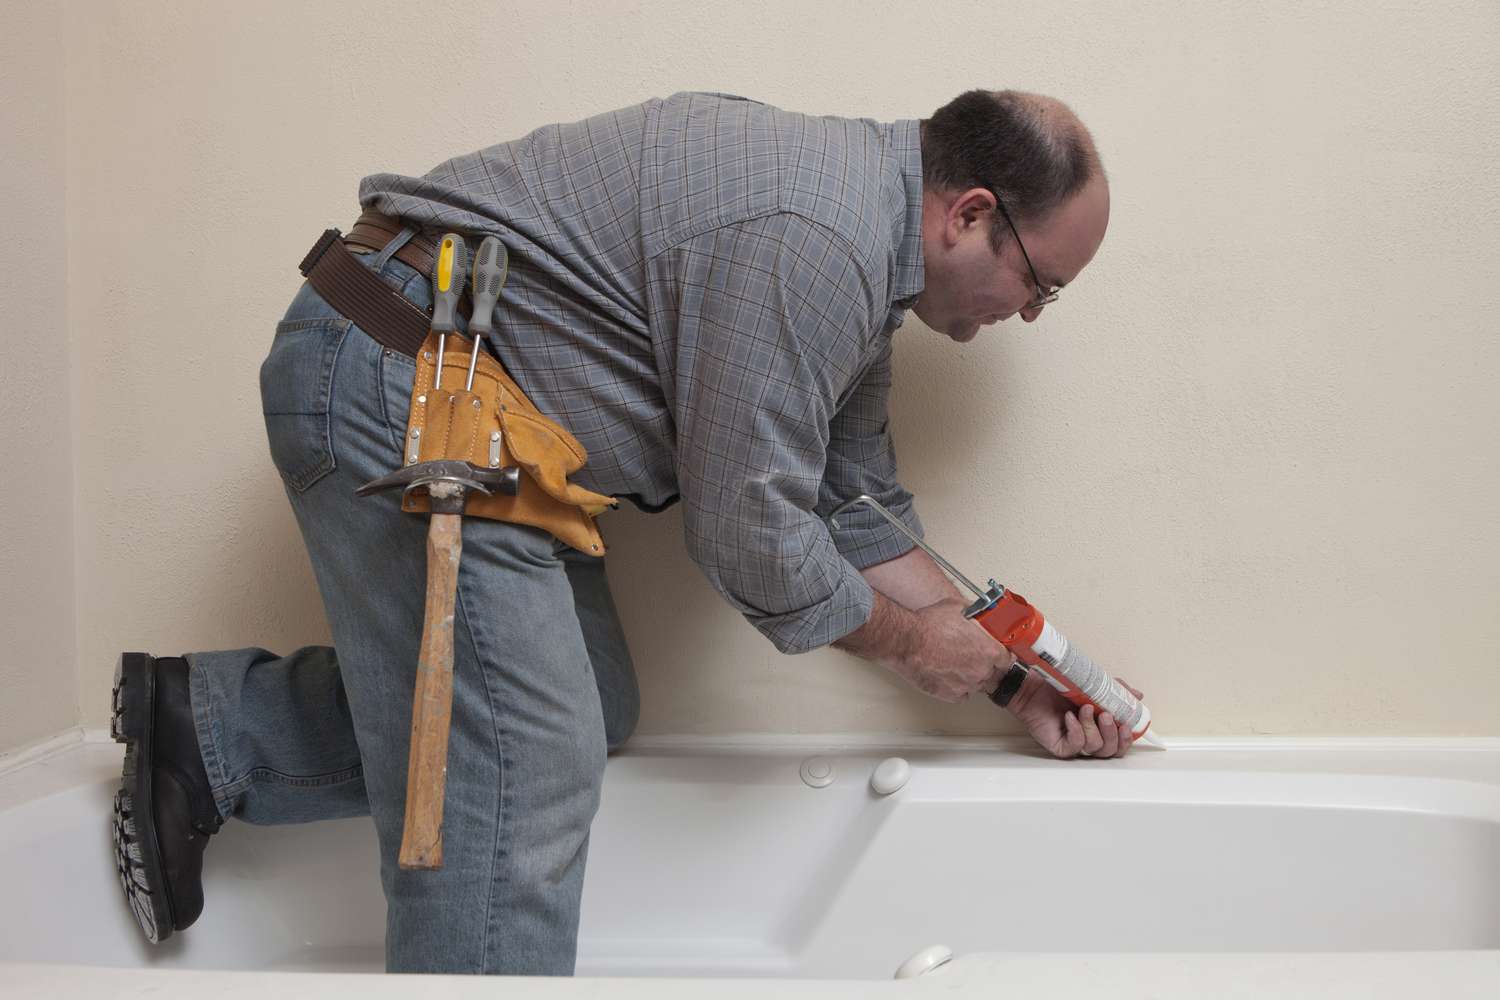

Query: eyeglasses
left=985, top=186, right=1060, bottom=311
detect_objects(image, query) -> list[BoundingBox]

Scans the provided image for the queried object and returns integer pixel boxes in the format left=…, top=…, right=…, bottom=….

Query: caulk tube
left=965, top=582, right=1154, bottom=741
left=1027, top=618, right=1152, bottom=739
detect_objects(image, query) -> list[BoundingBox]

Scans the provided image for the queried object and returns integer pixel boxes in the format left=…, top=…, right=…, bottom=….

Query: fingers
left=980, top=661, right=1005, bottom=697
left=1098, top=709, right=1121, bottom=758
left=1118, top=678, right=1145, bottom=700
left=980, top=653, right=1018, bottom=697
left=1060, top=706, right=1107, bottom=759
left=1066, top=704, right=1136, bottom=760
left=1078, top=703, right=1105, bottom=756
left=1062, top=709, right=1085, bottom=756
left=1085, top=704, right=1126, bottom=757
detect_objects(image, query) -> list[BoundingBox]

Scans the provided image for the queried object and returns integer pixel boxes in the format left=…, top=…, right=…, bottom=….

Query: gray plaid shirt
left=360, top=92, right=926, bottom=653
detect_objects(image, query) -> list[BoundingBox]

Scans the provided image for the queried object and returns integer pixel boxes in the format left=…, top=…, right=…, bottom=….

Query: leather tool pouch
left=401, top=331, right=616, bottom=555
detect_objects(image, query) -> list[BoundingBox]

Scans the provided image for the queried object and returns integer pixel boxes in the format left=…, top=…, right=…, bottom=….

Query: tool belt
left=299, top=213, right=616, bottom=555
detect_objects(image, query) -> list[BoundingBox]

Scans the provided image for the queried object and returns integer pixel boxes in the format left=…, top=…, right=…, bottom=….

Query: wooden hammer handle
left=398, top=511, right=463, bottom=870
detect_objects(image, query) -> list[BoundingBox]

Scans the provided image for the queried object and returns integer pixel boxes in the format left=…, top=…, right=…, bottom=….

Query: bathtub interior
left=2, top=740, right=1499, bottom=979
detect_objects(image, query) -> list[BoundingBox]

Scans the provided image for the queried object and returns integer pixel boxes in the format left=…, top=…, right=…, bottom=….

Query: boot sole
left=111, top=652, right=174, bottom=944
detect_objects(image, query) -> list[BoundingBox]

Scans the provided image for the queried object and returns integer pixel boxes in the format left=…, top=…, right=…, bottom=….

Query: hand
left=1005, top=671, right=1146, bottom=760
left=895, top=597, right=1010, bottom=704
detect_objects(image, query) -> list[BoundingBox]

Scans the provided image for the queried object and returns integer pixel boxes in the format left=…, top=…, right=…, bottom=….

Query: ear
left=945, top=187, right=998, bottom=245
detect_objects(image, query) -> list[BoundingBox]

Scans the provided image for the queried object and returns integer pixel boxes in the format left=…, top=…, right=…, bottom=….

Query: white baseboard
left=0, top=728, right=87, bottom=777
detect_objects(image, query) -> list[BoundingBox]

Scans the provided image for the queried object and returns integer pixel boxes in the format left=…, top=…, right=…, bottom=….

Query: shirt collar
left=888, top=118, right=925, bottom=307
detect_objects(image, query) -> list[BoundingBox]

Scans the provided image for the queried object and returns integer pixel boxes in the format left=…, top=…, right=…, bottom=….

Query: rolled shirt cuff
left=743, top=557, right=878, bottom=654
left=822, top=488, right=924, bottom=571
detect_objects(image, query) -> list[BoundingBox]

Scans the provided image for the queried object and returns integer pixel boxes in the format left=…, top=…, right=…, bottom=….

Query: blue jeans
left=186, top=238, right=639, bottom=975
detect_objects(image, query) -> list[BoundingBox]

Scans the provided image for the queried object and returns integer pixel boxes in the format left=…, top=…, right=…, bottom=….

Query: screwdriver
left=430, top=233, right=469, bottom=391
left=464, top=236, right=510, bottom=390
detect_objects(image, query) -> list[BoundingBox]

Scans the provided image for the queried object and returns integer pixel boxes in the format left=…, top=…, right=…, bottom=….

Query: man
left=109, top=89, right=1137, bottom=975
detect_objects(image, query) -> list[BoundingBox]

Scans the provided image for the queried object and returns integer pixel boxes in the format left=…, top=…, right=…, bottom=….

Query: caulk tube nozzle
left=1135, top=730, right=1169, bottom=750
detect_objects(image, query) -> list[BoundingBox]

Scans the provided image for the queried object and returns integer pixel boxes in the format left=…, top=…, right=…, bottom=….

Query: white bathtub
left=3, top=732, right=1500, bottom=998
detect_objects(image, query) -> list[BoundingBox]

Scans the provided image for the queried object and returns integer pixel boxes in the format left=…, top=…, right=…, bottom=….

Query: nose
left=1019, top=304, right=1044, bottom=323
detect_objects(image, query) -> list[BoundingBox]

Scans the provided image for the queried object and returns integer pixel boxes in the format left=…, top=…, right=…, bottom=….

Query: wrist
left=989, top=662, right=1029, bottom=709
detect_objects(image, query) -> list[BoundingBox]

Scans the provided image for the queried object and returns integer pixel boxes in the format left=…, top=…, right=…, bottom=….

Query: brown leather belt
left=344, top=211, right=448, bottom=277
left=298, top=211, right=471, bottom=358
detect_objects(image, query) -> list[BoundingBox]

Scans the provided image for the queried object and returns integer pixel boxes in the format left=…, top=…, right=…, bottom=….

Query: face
left=912, top=173, right=1110, bottom=343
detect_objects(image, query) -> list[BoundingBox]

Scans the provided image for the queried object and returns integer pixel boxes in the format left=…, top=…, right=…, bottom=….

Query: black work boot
left=110, top=653, right=224, bottom=943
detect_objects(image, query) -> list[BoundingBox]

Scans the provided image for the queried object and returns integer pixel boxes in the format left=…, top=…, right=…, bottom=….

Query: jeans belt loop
left=370, top=225, right=419, bottom=272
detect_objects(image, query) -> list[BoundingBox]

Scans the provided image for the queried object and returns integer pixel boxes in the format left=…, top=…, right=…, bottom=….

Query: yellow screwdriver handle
left=430, top=233, right=468, bottom=335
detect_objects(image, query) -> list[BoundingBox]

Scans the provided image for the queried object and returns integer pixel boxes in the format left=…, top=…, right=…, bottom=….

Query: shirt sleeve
left=816, top=337, right=925, bottom=569
left=646, top=213, right=887, bottom=654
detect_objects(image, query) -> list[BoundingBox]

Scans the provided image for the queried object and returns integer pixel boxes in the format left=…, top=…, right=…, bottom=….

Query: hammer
left=358, top=460, right=520, bottom=868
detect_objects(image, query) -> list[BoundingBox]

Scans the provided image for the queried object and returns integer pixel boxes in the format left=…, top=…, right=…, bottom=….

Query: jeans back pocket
left=261, top=318, right=350, bottom=492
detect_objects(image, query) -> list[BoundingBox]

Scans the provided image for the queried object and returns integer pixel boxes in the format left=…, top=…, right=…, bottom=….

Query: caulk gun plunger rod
left=825, top=495, right=992, bottom=602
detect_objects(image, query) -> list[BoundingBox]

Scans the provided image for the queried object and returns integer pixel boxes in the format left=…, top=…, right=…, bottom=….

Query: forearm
left=832, top=547, right=963, bottom=664
left=832, top=588, right=920, bottom=666
left=857, top=544, right=965, bottom=610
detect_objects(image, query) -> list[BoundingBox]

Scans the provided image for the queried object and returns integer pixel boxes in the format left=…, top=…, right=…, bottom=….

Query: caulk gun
left=827, top=495, right=1161, bottom=747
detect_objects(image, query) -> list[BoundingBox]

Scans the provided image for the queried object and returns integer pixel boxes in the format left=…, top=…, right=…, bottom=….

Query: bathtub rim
left=7, top=949, right=1500, bottom=1000
left=5, top=731, right=1500, bottom=997
left=7, top=726, right=1500, bottom=783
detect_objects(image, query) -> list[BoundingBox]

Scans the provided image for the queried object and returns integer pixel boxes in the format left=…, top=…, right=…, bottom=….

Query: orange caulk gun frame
left=825, top=494, right=1154, bottom=740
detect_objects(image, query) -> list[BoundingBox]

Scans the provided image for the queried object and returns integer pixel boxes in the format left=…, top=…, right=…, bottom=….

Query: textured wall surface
left=24, top=0, right=1500, bottom=746
left=0, top=0, right=78, bottom=752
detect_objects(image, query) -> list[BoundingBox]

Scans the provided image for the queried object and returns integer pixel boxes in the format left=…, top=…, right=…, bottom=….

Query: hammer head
left=357, top=460, right=520, bottom=514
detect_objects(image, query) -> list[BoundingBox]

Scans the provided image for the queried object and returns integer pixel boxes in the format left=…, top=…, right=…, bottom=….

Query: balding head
left=912, top=89, right=1110, bottom=342
left=921, top=89, right=1103, bottom=249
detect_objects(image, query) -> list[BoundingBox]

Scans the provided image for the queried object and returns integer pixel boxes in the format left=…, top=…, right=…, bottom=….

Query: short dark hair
left=920, top=90, right=1100, bottom=252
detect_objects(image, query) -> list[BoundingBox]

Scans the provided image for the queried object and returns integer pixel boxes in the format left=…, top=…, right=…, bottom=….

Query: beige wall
left=8, top=0, right=1497, bottom=751
left=1, top=0, right=78, bottom=751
